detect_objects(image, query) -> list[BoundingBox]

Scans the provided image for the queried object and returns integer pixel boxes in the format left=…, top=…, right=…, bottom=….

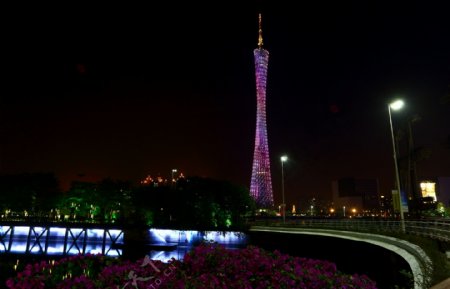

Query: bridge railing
left=250, top=218, right=450, bottom=242
left=0, top=224, right=124, bottom=256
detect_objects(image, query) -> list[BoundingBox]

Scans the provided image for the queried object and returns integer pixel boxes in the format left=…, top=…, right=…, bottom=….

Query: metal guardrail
left=250, top=218, right=450, bottom=242
left=0, top=224, right=124, bottom=256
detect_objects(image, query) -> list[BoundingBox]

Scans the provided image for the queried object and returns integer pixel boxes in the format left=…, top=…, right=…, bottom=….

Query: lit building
left=418, top=177, right=450, bottom=206
left=140, top=171, right=185, bottom=187
left=420, top=181, right=437, bottom=201
left=140, top=175, right=154, bottom=185
left=250, top=14, right=274, bottom=208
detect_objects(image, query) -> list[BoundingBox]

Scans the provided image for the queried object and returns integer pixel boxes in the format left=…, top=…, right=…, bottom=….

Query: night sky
left=2, top=2, right=450, bottom=210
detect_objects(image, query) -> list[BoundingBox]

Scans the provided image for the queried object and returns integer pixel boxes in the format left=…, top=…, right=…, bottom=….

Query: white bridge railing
left=252, top=218, right=450, bottom=242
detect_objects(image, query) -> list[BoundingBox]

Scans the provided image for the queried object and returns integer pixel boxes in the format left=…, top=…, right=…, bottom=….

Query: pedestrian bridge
left=250, top=219, right=450, bottom=289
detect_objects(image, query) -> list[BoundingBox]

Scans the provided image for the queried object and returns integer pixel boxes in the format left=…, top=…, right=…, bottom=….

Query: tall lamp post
left=388, top=100, right=406, bottom=233
left=281, top=155, right=288, bottom=224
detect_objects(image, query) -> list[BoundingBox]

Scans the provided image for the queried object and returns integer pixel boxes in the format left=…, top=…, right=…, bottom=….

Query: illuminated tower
left=250, top=14, right=274, bottom=208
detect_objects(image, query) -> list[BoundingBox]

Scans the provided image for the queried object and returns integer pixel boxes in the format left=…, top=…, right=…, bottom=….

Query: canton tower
left=250, top=14, right=274, bottom=208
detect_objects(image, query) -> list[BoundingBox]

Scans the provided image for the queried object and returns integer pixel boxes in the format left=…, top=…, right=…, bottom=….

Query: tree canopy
left=0, top=173, right=255, bottom=230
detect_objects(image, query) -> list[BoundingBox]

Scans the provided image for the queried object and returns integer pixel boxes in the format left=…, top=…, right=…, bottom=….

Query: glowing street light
left=281, top=155, right=288, bottom=224
left=388, top=99, right=406, bottom=232
left=390, top=100, right=404, bottom=110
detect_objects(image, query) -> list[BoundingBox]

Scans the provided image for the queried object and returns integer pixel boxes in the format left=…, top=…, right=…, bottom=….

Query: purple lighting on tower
left=250, top=14, right=274, bottom=208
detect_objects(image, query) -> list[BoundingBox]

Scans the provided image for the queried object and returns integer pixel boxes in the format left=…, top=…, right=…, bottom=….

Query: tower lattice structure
left=250, top=14, right=274, bottom=208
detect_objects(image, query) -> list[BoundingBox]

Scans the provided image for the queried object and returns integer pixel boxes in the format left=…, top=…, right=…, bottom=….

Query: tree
left=130, top=176, right=255, bottom=230
left=169, top=177, right=255, bottom=230
left=97, top=178, right=133, bottom=222
left=58, top=181, right=97, bottom=221
left=0, top=173, right=60, bottom=215
left=59, top=179, right=133, bottom=223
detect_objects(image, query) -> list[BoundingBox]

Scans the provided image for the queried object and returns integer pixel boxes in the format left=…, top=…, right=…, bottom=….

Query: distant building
left=379, top=194, right=393, bottom=217
left=140, top=172, right=185, bottom=187
left=332, top=178, right=380, bottom=216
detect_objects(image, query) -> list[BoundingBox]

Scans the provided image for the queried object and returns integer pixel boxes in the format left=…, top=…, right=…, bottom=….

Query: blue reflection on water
left=147, top=229, right=247, bottom=262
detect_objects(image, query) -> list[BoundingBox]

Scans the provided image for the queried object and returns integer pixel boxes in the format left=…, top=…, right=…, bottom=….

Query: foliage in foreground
left=384, top=232, right=450, bottom=288
left=6, top=243, right=377, bottom=289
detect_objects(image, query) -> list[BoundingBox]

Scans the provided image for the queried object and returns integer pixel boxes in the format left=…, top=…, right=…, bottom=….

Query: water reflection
left=146, top=229, right=247, bottom=262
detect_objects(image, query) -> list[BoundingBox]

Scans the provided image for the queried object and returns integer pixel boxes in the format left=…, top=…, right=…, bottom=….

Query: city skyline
left=1, top=3, right=450, bottom=210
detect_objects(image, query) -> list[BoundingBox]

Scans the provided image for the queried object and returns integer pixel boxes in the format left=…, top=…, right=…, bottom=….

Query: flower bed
left=6, top=243, right=377, bottom=288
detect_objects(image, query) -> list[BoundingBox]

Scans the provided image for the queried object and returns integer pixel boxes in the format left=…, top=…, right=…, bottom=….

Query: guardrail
left=249, top=218, right=450, bottom=242
left=0, top=224, right=124, bottom=256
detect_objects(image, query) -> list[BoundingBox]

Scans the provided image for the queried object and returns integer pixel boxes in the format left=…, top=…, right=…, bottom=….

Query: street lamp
left=388, top=99, right=406, bottom=232
left=281, top=155, right=288, bottom=224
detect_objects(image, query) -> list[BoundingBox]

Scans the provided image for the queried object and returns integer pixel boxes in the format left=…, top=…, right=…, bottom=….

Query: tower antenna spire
left=258, top=13, right=263, bottom=48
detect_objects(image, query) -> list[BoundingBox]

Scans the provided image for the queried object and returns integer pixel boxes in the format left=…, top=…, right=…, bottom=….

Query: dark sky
left=1, top=2, right=450, bottom=210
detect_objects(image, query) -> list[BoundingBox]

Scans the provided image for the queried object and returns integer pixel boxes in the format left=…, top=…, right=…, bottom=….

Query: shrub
left=7, top=243, right=377, bottom=289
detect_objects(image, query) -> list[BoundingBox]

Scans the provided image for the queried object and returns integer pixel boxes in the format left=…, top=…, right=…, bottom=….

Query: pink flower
left=6, top=243, right=377, bottom=289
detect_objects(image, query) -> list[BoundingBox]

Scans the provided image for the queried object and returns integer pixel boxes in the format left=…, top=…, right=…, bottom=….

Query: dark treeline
left=0, top=173, right=59, bottom=213
left=0, top=173, right=255, bottom=230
